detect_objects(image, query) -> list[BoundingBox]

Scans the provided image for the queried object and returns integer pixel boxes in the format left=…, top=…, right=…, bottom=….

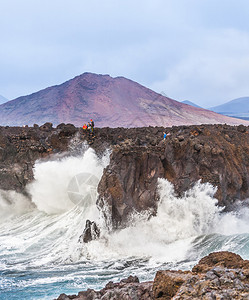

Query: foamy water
left=0, top=147, right=249, bottom=299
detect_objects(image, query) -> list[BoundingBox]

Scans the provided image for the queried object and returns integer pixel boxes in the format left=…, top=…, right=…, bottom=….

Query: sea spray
left=83, top=179, right=223, bottom=262
left=0, top=190, right=33, bottom=222
left=216, top=200, right=249, bottom=235
left=1, top=149, right=249, bottom=299
left=28, top=147, right=109, bottom=214
left=0, top=148, right=110, bottom=267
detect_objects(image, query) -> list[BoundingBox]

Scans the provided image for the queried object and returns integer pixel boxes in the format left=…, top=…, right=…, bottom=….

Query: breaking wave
left=0, top=147, right=249, bottom=299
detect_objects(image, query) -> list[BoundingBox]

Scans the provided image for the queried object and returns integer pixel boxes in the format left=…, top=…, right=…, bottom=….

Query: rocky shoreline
left=56, top=251, right=249, bottom=299
left=1, top=123, right=249, bottom=299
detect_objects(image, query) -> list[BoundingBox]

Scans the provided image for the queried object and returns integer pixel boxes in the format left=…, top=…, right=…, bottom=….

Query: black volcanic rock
left=97, top=124, right=249, bottom=227
left=79, top=220, right=100, bottom=243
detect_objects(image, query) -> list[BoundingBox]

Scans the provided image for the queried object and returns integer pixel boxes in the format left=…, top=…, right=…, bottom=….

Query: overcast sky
left=1, top=0, right=249, bottom=107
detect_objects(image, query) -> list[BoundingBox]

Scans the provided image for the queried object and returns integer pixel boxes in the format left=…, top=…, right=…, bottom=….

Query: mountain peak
left=0, top=73, right=248, bottom=127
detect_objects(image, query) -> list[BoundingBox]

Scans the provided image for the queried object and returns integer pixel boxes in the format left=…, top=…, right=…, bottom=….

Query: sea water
left=0, top=147, right=249, bottom=299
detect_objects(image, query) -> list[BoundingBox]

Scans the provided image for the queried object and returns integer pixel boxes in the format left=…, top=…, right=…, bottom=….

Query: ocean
left=0, top=147, right=249, bottom=299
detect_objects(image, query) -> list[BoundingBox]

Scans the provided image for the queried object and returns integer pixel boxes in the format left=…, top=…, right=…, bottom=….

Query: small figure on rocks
left=79, top=220, right=100, bottom=243
left=163, top=132, right=170, bottom=140
left=90, top=119, right=95, bottom=136
left=82, top=123, right=87, bottom=136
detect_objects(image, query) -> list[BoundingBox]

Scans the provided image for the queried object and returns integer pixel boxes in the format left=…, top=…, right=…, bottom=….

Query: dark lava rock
left=40, top=122, right=53, bottom=131
left=79, top=220, right=100, bottom=243
left=55, top=276, right=153, bottom=300
left=97, top=124, right=249, bottom=227
left=58, top=123, right=77, bottom=136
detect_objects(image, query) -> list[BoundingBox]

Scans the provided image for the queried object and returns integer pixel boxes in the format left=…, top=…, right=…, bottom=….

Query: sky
left=1, top=0, right=249, bottom=107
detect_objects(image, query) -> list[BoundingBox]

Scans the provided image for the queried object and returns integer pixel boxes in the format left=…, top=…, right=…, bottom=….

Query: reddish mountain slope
left=0, top=73, right=248, bottom=127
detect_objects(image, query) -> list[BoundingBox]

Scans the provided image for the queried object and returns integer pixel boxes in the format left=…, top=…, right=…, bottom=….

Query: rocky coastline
left=55, top=251, right=249, bottom=299
left=0, top=123, right=248, bottom=217
left=1, top=123, right=249, bottom=299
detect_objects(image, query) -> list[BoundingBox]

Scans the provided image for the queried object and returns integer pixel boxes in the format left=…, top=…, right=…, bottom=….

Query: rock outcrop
left=78, top=220, right=100, bottom=243
left=0, top=124, right=78, bottom=192
left=55, top=251, right=249, bottom=300
left=56, top=276, right=153, bottom=300
left=97, top=124, right=249, bottom=227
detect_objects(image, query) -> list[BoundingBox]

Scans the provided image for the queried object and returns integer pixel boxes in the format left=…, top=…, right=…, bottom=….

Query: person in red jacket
left=82, top=123, right=87, bottom=136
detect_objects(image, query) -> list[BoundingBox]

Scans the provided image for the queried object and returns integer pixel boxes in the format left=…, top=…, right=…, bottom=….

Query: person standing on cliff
left=90, top=119, right=95, bottom=136
left=163, top=132, right=170, bottom=140
left=87, top=122, right=92, bottom=137
left=83, top=123, right=87, bottom=131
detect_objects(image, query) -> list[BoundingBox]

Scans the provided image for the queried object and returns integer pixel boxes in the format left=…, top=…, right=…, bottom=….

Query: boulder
left=192, top=251, right=249, bottom=273
left=58, top=123, right=77, bottom=137
left=40, top=122, right=53, bottom=131
left=153, top=270, right=192, bottom=299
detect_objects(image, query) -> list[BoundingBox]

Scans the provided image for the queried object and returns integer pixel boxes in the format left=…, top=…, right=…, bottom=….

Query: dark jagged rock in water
left=0, top=123, right=249, bottom=227
left=55, top=252, right=249, bottom=300
left=79, top=220, right=100, bottom=243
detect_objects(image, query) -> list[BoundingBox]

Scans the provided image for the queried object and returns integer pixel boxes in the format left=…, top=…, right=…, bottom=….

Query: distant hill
left=210, top=97, right=249, bottom=120
left=0, top=73, right=248, bottom=127
left=182, top=100, right=202, bottom=108
left=0, top=94, right=8, bottom=104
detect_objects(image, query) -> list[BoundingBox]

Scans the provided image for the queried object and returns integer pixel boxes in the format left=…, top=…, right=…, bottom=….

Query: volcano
left=0, top=72, right=248, bottom=127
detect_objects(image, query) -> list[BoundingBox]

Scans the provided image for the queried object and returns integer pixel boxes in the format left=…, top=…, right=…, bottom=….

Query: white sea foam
left=1, top=148, right=249, bottom=269
left=1, top=148, right=249, bottom=299
left=82, top=179, right=223, bottom=262
left=217, top=202, right=249, bottom=235
left=28, top=148, right=109, bottom=214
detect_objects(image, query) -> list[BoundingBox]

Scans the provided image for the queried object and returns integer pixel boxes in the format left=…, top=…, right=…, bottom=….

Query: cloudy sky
left=1, top=0, right=249, bottom=107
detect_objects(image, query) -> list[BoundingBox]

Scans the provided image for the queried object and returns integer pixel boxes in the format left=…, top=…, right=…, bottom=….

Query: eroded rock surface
left=97, top=124, right=249, bottom=227
left=56, top=276, right=153, bottom=300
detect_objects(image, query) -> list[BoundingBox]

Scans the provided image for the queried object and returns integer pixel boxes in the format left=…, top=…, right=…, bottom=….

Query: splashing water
left=0, top=148, right=249, bottom=299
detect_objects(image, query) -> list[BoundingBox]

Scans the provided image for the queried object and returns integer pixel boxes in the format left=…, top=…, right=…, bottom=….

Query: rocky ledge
left=56, top=251, right=249, bottom=300
left=0, top=123, right=249, bottom=227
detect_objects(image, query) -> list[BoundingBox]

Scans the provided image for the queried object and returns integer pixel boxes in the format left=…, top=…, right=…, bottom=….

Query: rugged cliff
left=0, top=124, right=249, bottom=225
left=97, top=124, right=249, bottom=227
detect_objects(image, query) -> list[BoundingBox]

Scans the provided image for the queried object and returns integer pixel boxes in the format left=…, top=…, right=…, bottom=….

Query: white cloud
left=0, top=0, right=249, bottom=106
left=150, top=28, right=249, bottom=107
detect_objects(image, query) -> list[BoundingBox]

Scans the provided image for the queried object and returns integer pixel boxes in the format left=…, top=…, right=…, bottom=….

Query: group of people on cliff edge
left=82, top=119, right=95, bottom=137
